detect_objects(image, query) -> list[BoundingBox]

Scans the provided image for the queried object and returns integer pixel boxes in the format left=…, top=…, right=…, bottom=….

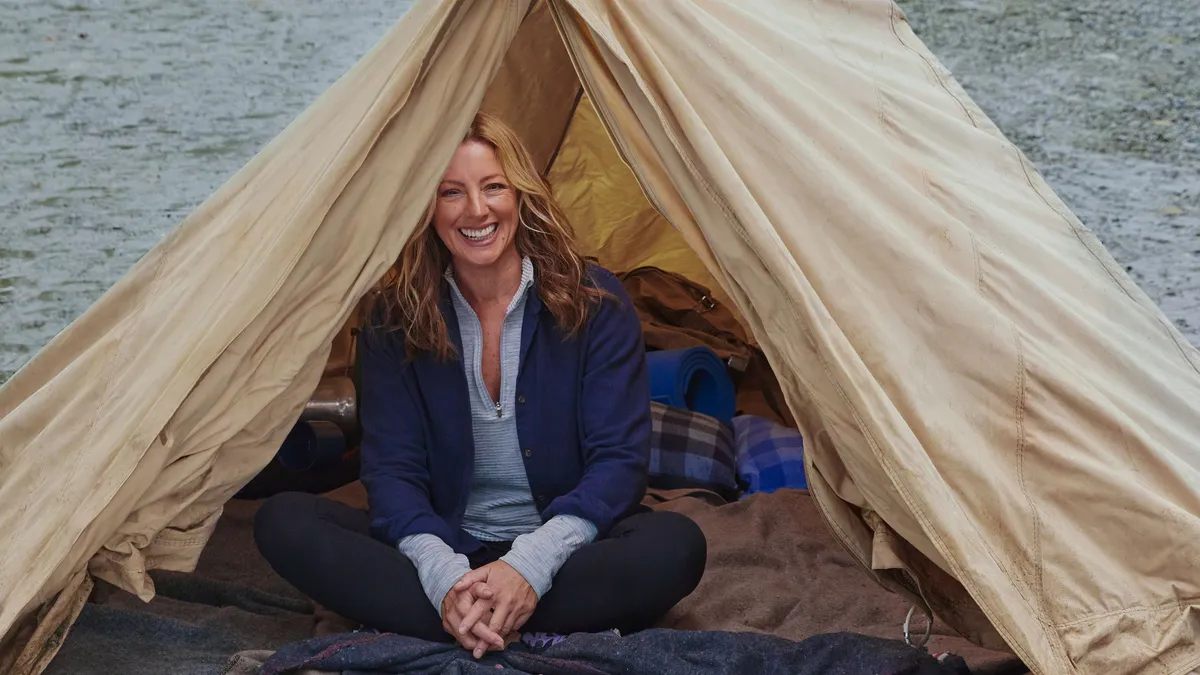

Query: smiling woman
left=380, top=112, right=610, bottom=362
left=252, top=111, right=707, bottom=658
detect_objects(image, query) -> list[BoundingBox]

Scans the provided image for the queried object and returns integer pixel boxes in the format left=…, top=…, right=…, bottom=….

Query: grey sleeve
left=499, top=515, right=598, bottom=598
left=397, top=533, right=473, bottom=617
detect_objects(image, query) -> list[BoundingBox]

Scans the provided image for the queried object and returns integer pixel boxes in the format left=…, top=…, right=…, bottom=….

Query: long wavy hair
left=379, top=111, right=608, bottom=361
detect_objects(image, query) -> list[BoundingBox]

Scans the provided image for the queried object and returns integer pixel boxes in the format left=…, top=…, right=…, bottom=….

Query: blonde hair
left=379, top=111, right=608, bottom=360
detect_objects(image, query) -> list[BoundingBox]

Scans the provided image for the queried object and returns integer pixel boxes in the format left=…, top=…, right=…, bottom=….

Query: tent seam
left=1009, top=322, right=1074, bottom=672
left=1010, top=325, right=1048, bottom=619
left=1051, top=595, right=1200, bottom=628
left=1012, top=149, right=1200, bottom=379
left=970, top=232, right=984, bottom=295
left=543, top=88, right=584, bottom=175
left=887, top=1, right=978, bottom=129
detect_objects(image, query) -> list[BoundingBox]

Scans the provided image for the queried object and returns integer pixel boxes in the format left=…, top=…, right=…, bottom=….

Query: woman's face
left=432, top=139, right=519, bottom=273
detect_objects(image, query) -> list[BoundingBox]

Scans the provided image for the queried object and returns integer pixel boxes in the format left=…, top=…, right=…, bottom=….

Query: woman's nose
left=467, top=191, right=488, bottom=218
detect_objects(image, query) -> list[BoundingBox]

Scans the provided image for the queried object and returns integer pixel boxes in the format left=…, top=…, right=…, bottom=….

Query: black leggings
left=253, top=492, right=707, bottom=641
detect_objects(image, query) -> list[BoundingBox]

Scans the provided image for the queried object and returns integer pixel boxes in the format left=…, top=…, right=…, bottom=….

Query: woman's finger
left=444, top=610, right=475, bottom=649
left=470, top=581, right=494, bottom=599
left=459, top=596, right=493, bottom=636
left=454, top=568, right=488, bottom=592
left=456, top=626, right=478, bottom=650
left=470, top=619, right=505, bottom=651
left=489, top=601, right=511, bottom=636
left=501, top=610, right=518, bottom=636
left=512, top=610, right=533, bottom=632
left=451, top=594, right=479, bottom=640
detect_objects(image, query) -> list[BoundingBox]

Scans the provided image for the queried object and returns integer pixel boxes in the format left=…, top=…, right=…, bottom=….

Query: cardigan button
left=523, top=448, right=533, bottom=458
left=517, top=394, right=526, bottom=404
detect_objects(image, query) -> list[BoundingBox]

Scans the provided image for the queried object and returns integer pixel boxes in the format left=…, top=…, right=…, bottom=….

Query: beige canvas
left=552, top=1, right=1200, bottom=673
left=2, top=1, right=1199, bottom=674
left=0, top=0, right=535, bottom=667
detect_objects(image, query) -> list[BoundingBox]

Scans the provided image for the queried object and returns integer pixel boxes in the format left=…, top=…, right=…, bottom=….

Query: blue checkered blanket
left=733, top=414, right=807, bottom=495
left=648, top=402, right=740, bottom=500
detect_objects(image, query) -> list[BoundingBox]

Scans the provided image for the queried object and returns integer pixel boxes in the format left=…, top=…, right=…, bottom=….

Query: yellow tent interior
left=3, top=2, right=1200, bottom=675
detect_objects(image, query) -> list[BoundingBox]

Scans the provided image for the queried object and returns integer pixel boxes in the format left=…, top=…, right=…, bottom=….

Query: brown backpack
left=617, top=266, right=794, bottom=427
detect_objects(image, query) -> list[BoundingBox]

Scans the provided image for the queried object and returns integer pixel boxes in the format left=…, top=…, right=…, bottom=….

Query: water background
left=2, top=0, right=1198, bottom=383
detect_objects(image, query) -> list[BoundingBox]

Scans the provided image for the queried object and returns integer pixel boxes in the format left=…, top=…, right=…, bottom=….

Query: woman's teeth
left=460, top=224, right=497, bottom=240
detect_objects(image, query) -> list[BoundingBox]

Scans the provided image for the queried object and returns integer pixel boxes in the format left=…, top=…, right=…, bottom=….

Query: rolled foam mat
left=645, top=346, right=736, bottom=424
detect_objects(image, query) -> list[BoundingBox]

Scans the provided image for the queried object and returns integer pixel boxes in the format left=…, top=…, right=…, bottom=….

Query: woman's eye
left=486, top=183, right=507, bottom=191
left=440, top=188, right=461, bottom=197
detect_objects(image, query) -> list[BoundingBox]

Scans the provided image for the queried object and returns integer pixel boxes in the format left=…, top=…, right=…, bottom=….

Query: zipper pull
left=495, top=401, right=502, bottom=418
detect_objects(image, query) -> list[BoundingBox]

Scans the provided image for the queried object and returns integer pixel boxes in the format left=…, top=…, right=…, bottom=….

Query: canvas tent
left=2, top=0, right=1200, bottom=673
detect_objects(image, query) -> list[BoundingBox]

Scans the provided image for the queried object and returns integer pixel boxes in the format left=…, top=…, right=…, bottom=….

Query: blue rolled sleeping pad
left=645, top=346, right=737, bottom=425
left=276, top=419, right=347, bottom=472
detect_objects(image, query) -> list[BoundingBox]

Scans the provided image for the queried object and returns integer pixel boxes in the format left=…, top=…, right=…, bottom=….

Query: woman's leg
left=522, top=510, right=707, bottom=636
left=252, top=491, right=449, bottom=642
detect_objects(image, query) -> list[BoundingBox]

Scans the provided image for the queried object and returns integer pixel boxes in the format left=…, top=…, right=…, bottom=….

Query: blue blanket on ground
left=257, top=629, right=972, bottom=675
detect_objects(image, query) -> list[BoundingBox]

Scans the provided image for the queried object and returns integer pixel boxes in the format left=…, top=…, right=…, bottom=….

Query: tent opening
left=239, top=0, right=798, bottom=499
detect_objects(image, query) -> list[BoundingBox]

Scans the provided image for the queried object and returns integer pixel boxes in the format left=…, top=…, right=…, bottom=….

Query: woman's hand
left=441, top=583, right=504, bottom=658
left=454, top=561, right=538, bottom=640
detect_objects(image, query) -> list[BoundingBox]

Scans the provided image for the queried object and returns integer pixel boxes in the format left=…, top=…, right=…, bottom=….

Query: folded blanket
left=255, top=629, right=971, bottom=675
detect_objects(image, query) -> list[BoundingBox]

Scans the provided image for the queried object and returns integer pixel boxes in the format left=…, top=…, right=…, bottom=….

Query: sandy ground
left=1, top=0, right=1198, bottom=383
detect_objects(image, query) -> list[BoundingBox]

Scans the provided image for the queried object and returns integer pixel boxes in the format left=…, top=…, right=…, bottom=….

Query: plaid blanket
left=732, top=414, right=807, bottom=495
left=648, top=402, right=741, bottom=501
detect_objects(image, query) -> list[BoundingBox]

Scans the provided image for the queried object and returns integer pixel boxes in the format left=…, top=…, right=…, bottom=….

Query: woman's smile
left=458, top=222, right=499, bottom=244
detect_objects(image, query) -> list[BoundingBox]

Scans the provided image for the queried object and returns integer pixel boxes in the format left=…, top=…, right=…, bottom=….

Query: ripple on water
left=3, top=0, right=1200, bottom=388
left=0, top=0, right=407, bottom=383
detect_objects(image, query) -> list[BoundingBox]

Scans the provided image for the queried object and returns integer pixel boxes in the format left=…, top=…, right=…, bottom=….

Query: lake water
left=0, top=0, right=409, bottom=382
left=2, top=0, right=1198, bottom=384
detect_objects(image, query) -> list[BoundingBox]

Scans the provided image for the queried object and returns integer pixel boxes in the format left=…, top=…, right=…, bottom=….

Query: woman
left=254, top=112, right=707, bottom=657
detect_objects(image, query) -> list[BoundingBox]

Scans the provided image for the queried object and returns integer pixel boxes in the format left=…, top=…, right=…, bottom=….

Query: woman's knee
left=252, top=491, right=317, bottom=562
left=631, top=510, right=708, bottom=591
left=663, top=511, right=708, bottom=588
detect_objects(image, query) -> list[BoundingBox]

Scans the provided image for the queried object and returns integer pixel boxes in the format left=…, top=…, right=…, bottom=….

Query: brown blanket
left=324, top=481, right=1025, bottom=670
left=646, top=488, right=1025, bottom=673
left=327, top=481, right=1025, bottom=671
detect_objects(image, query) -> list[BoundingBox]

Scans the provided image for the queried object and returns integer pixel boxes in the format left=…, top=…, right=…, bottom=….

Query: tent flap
left=557, top=1, right=1200, bottom=673
left=0, top=0, right=531, bottom=662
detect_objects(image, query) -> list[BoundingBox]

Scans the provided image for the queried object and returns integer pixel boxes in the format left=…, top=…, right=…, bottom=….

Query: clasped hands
left=440, top=560, right=537, bottom=659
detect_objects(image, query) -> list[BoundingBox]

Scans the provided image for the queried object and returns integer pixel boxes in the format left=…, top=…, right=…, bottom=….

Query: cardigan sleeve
left=357, top=326, right=461, bottom=547
left=541, top=268, right=652, bottom=534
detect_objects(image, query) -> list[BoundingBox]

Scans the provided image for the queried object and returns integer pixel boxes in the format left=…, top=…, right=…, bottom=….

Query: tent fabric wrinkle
left=0, top=0, right=533, bottom=670
left=2, top=1, right=1200, bottom=674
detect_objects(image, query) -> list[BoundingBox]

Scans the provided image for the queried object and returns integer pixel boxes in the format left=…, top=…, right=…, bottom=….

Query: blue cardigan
left=357, top=264, right=652, bottom=555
